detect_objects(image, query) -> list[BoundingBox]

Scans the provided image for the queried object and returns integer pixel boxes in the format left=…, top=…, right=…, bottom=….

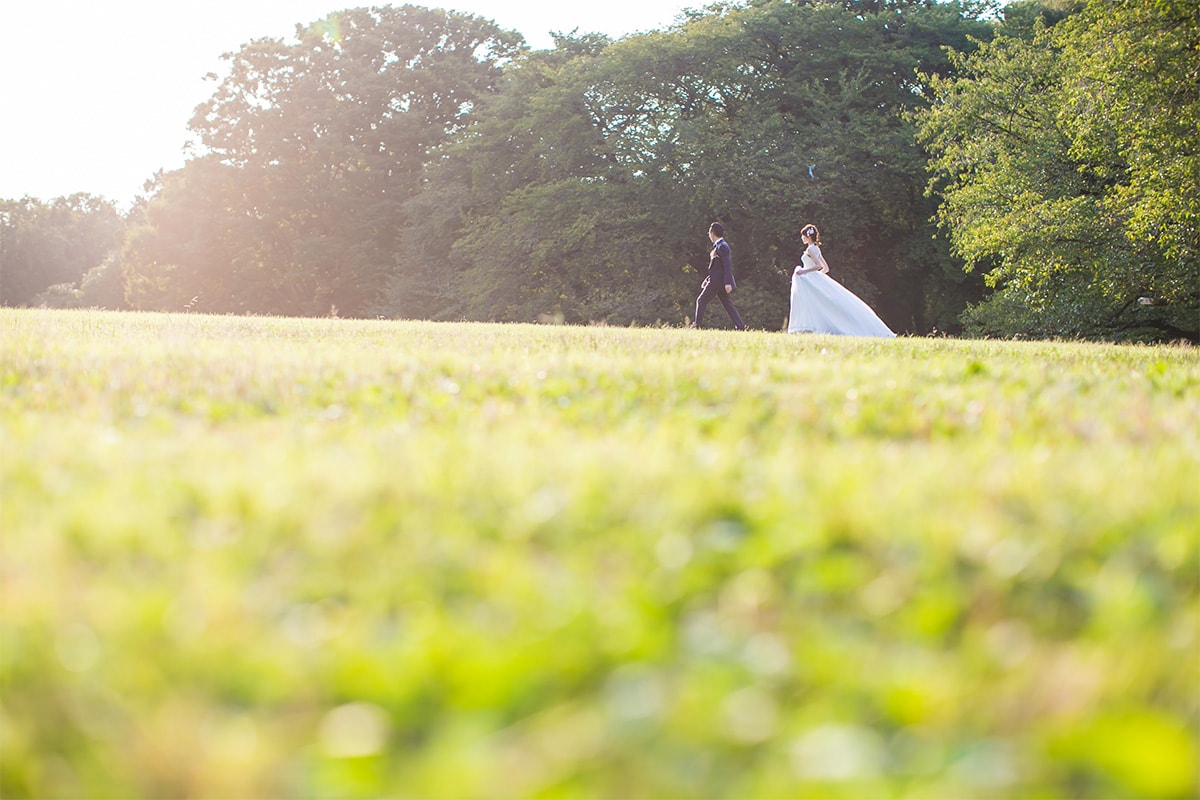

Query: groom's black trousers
left=695, top=279, right=745, bottom=330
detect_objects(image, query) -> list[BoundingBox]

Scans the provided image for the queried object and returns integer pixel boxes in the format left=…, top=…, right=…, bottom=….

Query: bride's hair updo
left=801, top=223, right=821, bottom=245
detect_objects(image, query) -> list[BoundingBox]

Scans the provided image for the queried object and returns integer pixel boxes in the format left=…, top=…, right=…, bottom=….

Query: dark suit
left=694, top=237, right=745, bottom=329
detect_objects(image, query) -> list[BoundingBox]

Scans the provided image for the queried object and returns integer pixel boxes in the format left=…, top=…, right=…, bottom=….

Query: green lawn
left=2, top=309, right=1197, bottom=799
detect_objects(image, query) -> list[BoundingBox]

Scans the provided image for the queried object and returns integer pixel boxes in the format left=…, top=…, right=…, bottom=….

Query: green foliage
left=453, top=179, right=677, bottom=324
left=1056, top=0, right=1200, bottom=281
left=30, top=282, right=84, bottom=309
left=384, top=0, right=996, bottom=331
left=76, top=255, right=129, bottom=310
left=915, top=0, right=1200, bottom=342
left=123, top=158, right=263, bottom=314
left=123, top=5, right=523, bottom=317
left=103, top=1, right=1000, bottom=332
left=2, top=308, right=1198, bottom=798
left=0, top=195, right=124, bottom=307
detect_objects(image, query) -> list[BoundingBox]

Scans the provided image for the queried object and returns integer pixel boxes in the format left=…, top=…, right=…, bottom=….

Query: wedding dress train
left=788, top=257, right=895, bottom=338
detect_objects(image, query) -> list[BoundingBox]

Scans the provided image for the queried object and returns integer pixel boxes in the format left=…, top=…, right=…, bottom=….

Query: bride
left=788, top=224, right=896, bottom=338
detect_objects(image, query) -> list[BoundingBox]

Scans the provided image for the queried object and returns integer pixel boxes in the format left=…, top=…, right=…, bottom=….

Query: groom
left=693, top=222, right=745, bottom=330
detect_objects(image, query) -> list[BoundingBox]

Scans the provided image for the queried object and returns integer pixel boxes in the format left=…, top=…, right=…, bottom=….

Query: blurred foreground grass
left=1, top=309, right=1197, bottom=799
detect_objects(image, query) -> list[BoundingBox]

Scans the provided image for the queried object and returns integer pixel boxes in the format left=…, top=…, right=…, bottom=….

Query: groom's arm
left=719, top=244, right=734, bottom=290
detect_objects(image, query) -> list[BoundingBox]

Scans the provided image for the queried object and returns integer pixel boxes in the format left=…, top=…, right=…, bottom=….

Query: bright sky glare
left=1, top=0, right=695, bottom=208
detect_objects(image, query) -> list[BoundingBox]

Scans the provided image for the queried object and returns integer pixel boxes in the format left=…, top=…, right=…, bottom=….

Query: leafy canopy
left=915, top=0, right=1199, bottom=341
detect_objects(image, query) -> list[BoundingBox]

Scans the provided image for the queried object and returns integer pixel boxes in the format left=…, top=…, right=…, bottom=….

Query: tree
left=388, top=0, right=993, bottom=330
left=123, top=160, right=262, bottom=313
left=124, top=5, right=523, bottom=316
left=915, top=0, right=1199, bottom=341
left=77, top=255, right=129, bottom=310
left=0, top=194, right=124, bottom=307
left=1060, top=0, right=1199, bottom=303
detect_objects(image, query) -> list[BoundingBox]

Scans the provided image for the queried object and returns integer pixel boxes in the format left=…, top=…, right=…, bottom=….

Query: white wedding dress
left=788, top=247, right=896, bottom=337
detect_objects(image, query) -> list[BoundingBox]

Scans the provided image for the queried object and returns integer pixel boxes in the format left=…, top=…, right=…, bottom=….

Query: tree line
left=2, top=0, right=1195, bottom=341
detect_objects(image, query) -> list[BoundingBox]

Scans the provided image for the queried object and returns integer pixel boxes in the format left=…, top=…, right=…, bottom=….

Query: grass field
left=1, top=308, right=1197, bottom=799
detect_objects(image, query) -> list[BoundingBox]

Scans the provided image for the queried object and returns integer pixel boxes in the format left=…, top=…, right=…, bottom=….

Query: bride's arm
left=810, top=245, right=830, bottom=273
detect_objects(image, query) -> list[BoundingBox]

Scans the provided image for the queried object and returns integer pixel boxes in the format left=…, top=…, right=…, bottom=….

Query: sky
left=1, top=0, right=695, bottom=208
